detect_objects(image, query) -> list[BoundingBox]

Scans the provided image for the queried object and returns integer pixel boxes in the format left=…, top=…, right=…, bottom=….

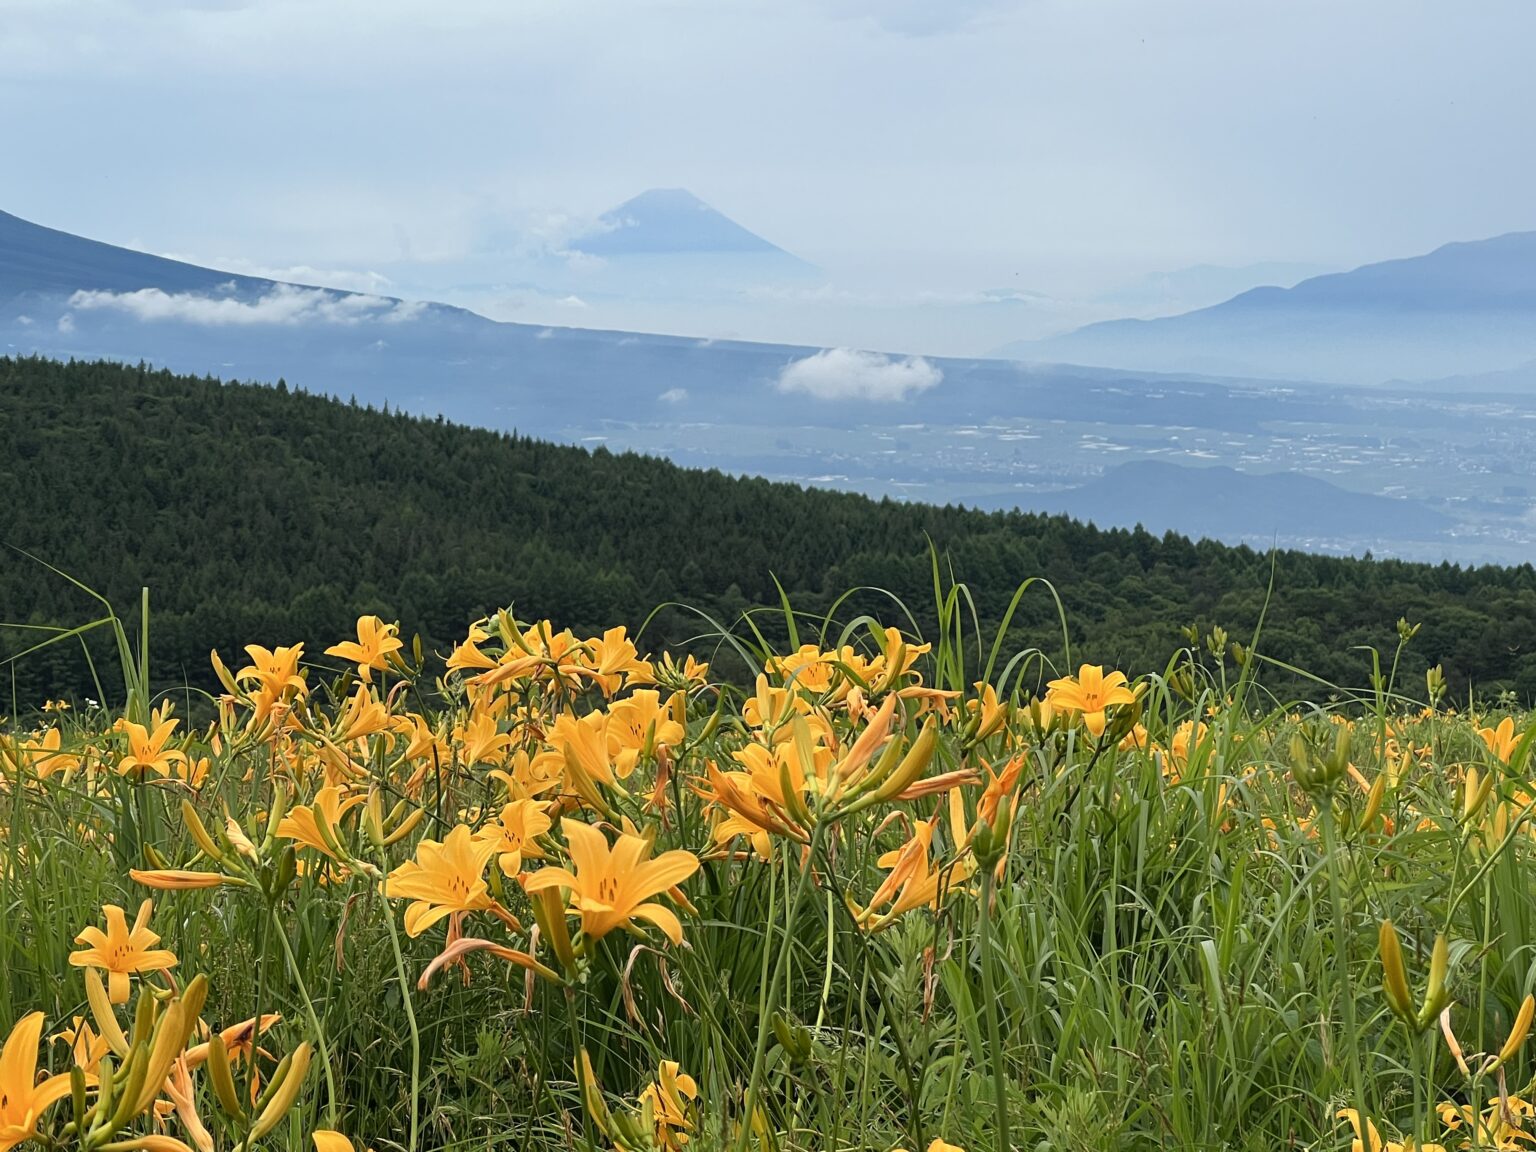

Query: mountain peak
left=572, top=189, right=797, bottom=258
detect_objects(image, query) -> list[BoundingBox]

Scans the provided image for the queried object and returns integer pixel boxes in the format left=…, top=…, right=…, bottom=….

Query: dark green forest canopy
left=3, top=354, right=1534, bottom=706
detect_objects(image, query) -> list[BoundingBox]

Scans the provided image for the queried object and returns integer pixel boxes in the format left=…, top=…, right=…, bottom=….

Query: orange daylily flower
left=522, top=818, right=699, bottom=945
left=0, top=1012, right=75, bottom=1152
left=384, top=824, right=501, bottom=937
left=68, top=899, right=178, bottom=1004
left=117, top=717, right=188, bottom=778
left=325, top=615, right=403, bottom=682
left=1045, top=664, right=1138, bottom=738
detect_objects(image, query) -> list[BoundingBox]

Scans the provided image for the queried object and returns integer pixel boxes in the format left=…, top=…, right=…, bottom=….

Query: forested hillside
left=3, top=355, right=1534, bottom=704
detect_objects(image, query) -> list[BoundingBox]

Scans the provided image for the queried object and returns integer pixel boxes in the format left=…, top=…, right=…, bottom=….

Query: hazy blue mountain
left=1001, top=232, right=1536, bottom=385
left=573, top=188, right=800, bottom=258
left=1095, top=261, right=1335, bottom=316
left=0, top=208, right=278, bottom=304
left=1399, top=357, right=1536, bottom=394
left=1026, top=460, right=1452, bottom=545
left=0, top=205, right=1514, bottom=563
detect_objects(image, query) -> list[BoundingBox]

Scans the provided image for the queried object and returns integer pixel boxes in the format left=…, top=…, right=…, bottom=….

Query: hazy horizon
left=5, top=0, right=1536, bottom=354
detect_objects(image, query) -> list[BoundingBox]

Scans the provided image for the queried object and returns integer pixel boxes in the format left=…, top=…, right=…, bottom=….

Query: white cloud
left=556, top=294, right=589, bottom=308
left=15, top=315, right=33, bottom=326
left=776, top=347, right=941, bottom=401
left=56, top=313, right=74, bottom=333
left=659, top=387, right=688, bottom=403
left=159, top=255, right=397, bottom=295
left=65, top=284, right=427, bottom=326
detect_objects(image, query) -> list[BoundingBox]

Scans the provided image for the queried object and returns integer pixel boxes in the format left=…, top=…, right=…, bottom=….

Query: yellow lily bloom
left=0, top=1012, right=75, bottom=1152
left=637, top=1060, right=698, bottom=1151
left=1480, top=716, right=1520, bottom=764
left=455, top=711, right=513, bottom=768
left=54, top=1016, right=110, bottom=1076
left=68, top=899, right=178, bottom=1003
left=235, top=644, right=308, bottom=699
left=384, top=824, right=500, bottom=937
left=523, top=818, right=699, bottom=945
left=476, top=799, right=553, bottom=876
left=117, top=717, right=188, bottom=778
left=1045, top=664, right=1138, bottom=738
left=855, top=817, right=974, bottom=933
left=277, top=786, right=367, bottom=861
left=325, top=615, right=403, bottom=682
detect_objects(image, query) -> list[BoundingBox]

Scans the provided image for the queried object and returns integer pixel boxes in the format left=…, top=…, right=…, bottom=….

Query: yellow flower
left=312, top=1134, right=373, bottom=1152
left=1045, top=664, right=1138, bottom=737
left=489, top=748, right=564, bottom=800
left=455, top=711, right=512, bottom=768
left=855, top=817, right=973, bottom=933
left=607, top=690, right=685, bottom=777
left=637, top=1060, right=698, bottom=1151
left=445, top=624, right=498, bottom=673
left=235, top=644, right=308, bottom=699
left=325, top=615, right=404, bottom=682
left=742, top=674, right=805, bottom=735
left=1480, top=716, right=1520, bottom=764
left=576, top=626, right=648, bottom=696
left=552, top=710, right=623, bottom=800
left=277, top=786, right=367, bottom=862
left=68, top=899, right=179, bottom=1003
left=117, top=717, right=188, bottom=778
left=6, top=728, right=80, bottom=779
left=54, top=1016, right=110, bottom=1076
left=476, top=799, right=553, bottom=876
left=523, top=818, right=699, bottom=945
left=0, top=1012, right=74, bottom=1152
left=1337, top=1109, right=1445, bottom=1152
left=334, top=684, right=393, bottom=743
left=384, top=824, right=500, bottom=937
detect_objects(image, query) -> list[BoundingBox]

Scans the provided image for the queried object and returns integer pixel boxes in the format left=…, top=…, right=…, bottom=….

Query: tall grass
left=2, top=566, right=1534, bottom=1152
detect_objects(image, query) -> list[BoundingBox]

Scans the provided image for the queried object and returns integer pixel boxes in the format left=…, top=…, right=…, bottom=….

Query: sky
left=4, top=0, right=1536, bottom=354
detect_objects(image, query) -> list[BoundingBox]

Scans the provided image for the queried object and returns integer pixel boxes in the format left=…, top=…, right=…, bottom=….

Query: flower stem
left=1319, top=802, right=1369, bottom=1133
left=565, top=987, right=598, bottom=1152
left=269, top=906, right=341, bottom=1127
left=378, top=876, right=421, bottom=1152
left=734, top=822, right=826, bottom=1152
left=979, top=866, right=1012, bottom=1152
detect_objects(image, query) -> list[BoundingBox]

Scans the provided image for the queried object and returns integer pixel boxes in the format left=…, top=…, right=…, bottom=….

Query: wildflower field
left=5, top=587, right=1536, bottom=1152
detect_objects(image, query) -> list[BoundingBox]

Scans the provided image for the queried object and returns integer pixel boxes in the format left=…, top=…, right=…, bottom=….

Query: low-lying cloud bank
left=776, top=347, right=942, bottom=401
left=66, top=284, right=428, bottom=326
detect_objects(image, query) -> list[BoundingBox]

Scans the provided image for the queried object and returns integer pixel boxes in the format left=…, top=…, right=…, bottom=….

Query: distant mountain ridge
left=0, top=208, right=277, bottom=304
left=573, top=188, right=807, bottom=261
left=1028, top=460, right=1451, bottom=544
left=0, top=204, right=1474, bottom=561
left=1003, top=231, right=1536, bottom=385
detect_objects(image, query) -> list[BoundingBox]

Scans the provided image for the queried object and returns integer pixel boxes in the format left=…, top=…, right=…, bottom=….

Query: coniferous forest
left=3, top=354, right=1535, bottom=706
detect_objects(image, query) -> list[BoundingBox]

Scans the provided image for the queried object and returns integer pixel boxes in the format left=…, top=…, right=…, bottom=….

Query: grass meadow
left=3, top=574, right=1536, bottom=1152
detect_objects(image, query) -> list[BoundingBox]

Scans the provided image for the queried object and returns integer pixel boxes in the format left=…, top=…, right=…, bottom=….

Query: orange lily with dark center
left=325, top=615, right=404, bottom=682
left=68, top=899, right=178, bottom=1003
left=0, top=1012, right=74, bottom=1152
left=384, top=824, right=507, bottom=938
left=1045, top=664, right=1138, bottom=738
left=117, top=717, right=188, bottom=778
left=522, top=818, right=699, bottom=945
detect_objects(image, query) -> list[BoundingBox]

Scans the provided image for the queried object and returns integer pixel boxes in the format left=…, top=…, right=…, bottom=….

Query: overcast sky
left=5, top=0, right=1535, bottom=352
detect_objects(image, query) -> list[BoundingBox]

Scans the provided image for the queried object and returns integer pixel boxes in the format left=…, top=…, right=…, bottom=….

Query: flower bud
left=1379, top=919, right=1415, bottom=1024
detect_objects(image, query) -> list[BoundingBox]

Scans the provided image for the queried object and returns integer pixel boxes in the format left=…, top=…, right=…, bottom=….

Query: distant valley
left=5, top=204, right=1536, bottom=566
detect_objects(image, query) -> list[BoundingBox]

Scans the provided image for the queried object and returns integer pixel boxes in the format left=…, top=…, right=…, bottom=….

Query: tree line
left=3, top=355, right=1535, bottom=709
